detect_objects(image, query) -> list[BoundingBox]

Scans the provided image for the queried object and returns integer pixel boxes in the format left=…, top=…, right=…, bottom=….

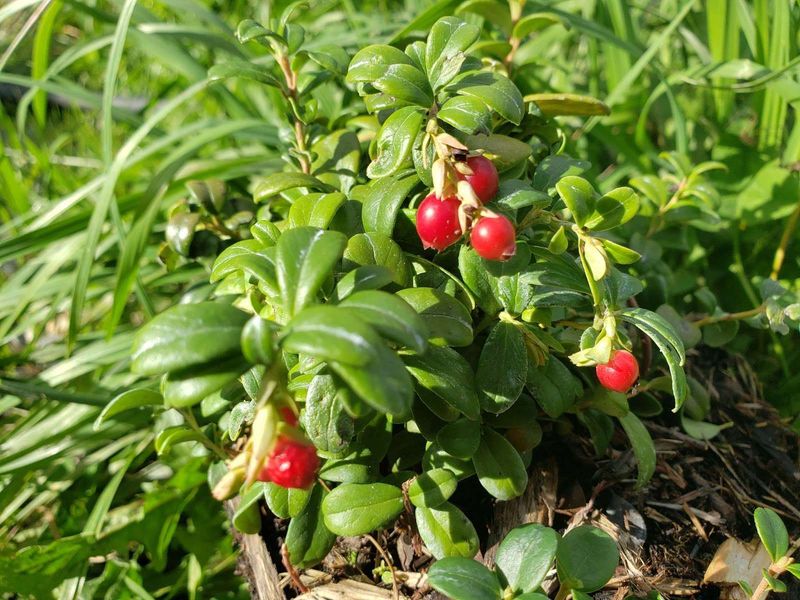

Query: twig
left=365, top=533, right=399, bottom=600
left=281, top=543, right=309, bottom=594
left=276, top=54, right=311, bottom=174
left=692, top=305, right=765, bottom=327
left=646, top=501, right=722, bottom=526
left=750, top=537, right=800, bottom=600
left=682, top=502, right=708, bottom=541
left=181, top=409, right=229, bottom=460
left=770, top=197, right=800, bottom=280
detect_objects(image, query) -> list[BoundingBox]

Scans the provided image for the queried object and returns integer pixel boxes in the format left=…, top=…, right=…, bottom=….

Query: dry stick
left=281, top=543, right=309, bottom=594
left=364, top=533, right=400, bottom=600
left=770, top=196, right=800, bottom=280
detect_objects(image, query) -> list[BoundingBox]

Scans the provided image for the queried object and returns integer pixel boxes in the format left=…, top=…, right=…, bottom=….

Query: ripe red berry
left=259, top=436, right=319, bottom=489
left=596, top=350, right=640, bottom=393
left=470, top=215, right=516, bottom=261
left=458, top=156, right=499, bottom=203
left=416, top=193, right=464, bottom=251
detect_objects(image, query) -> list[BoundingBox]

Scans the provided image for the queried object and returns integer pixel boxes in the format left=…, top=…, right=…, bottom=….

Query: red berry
left=596, top=350, right=639, bottom=393
left=259, top=436, right=319, bottom=489
left=457, top=156, right=499, bottom=203
left=470, top=215, right=516, bottom=261
left=416, top=193, right=464, bottom=251
left=279, top=407, right=298, bottom=426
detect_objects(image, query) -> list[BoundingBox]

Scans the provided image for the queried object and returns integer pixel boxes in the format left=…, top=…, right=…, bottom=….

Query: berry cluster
left=415, top=156, right=516, bottom=261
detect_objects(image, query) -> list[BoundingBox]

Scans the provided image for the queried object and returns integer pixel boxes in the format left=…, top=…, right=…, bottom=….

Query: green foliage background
left=1, top=0, right=799, bottom=597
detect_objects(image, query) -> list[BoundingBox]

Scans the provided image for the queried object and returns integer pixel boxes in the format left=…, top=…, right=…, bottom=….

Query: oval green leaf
left=322, top=483, right=403, bottom=536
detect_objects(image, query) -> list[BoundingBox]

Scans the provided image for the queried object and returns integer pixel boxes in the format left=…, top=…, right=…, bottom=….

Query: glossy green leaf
left=462, top=133, right=531, bottom=170
left=526, top=356, right=582, bottom=418
left=374, top=64, right=432, bottom=106
left=459, top=247, right=501, bottom=313
left=333, top=265, right=394, bottom=301
left=549, top=226, right=569, bottom=254
left=288, top=192, right=347, bottom=229
left=347, top=44, right=415, bottom=83
left=330, top=342, right=414, bottom=417
left=340, top=290, right=429, bottom=353
left=426, top=17, right=480, bottom=90
left=236, top=19, right=281, bottom=46
left=407, top=468, right=457, bottom=508
left=532, top=155, right=591, bottom=193
left=473, top=428, right=528, bottom=500
left=362, top=172, right=419, bottom=235
left=302, top=374, right=355, bottom=456
left=276, top=227, right=347, bottom=317
left=343, top=232, right=412, bottom=287
left=264, top=483, right=313, bottom=519
left=416, top=502, right=479, bottom=559
left=241, top=316, right=276, bottom=366
left=602, top=239, right=641, bottom=264
left=495, top=523, right=559, bottom=594
left=403, top=345, right=480, bottom=420
left=618, top=412, right=656, bottom=488
left=556, top=525, right=619, bottom=592
left=305, top=45, right=350, bottom=76
left=477, top=322, right=527, bottom=414
left=283, top=306, right=380, bottom=366
left=211, top=240, right=276, bottom=286
left=618, top=307, right=688, bottom=409
left=367, top=107, right=425, bottom=179
left=437, top=96, right=492, bottom=134
left=456, top=73, right=524, bottom=124
left=286, top=486, right=336, bottom=568
left=94, top=388, right=161, bottom=429
left=456, top=0, right=511, bottom=31
left=163, top=357, right=248, bottom=408
left=131, top=303, right=249, bottom=376
left=427, top=557, right=502, bottom=600
left=154, top=425, right=207, bottom=455
left=311, top=130, right=360, bottom=193
left=754, top=507, right=789, bottom=562
left=233, top=483, right=268, bottom=534
left=423, top=443, right=476, bottom=480
left=556, top=176, right=595, bottom=228
left=321, top=483, right=403, bottom=535
left=396, top=287, right=473, bottom=347
left=436, top=419, right=480, bottom=459
left=254, top=172, right=333, bottom=203
left=584, top=187, right=640, bottom=231
left=165, top=212, right=200, bottom=256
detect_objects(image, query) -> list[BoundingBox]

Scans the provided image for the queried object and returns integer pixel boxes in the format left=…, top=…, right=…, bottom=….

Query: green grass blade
left=68, top=78, right=208, bottom=351
left=108, top=118, right=271, bottom=333
left=31, top=0, right=60, bottom=125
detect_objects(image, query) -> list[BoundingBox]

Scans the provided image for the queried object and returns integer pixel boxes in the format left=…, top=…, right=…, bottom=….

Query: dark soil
left=245, top=350, right=800, bottom=599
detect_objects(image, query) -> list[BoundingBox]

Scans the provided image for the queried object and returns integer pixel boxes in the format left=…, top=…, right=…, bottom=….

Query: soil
left=237, top=350, right=800, bottom=599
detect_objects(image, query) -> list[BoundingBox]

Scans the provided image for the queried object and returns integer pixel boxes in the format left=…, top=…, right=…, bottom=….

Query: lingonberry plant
left=114, top=7, right=692, bottom=582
